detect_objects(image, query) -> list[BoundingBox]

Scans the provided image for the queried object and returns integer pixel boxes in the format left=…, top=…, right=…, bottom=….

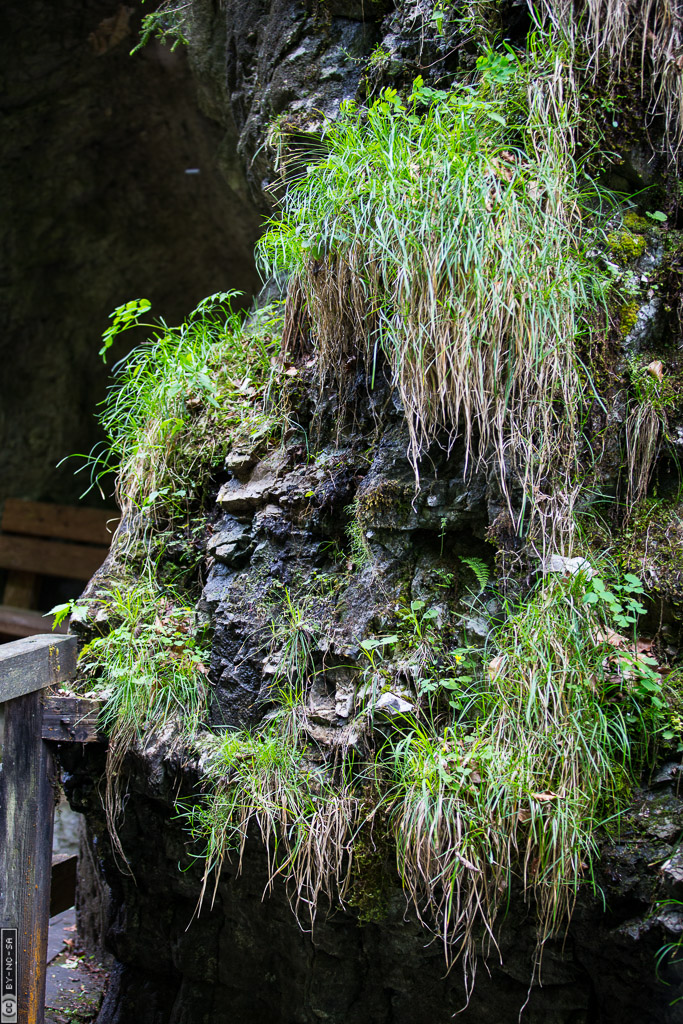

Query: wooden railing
left=0, top=635, right=103, bottom=1024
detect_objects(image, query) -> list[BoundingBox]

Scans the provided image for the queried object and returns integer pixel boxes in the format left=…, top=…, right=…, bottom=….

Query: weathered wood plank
left=0, top=689, right=56, bottom=1023
left=1, top=499, right=118, bottom=547
left=0, top=535, right=108, bottom=580
left=42, top=697, right=105, bottom=744
left=0, top=635, right=77, bottom=702
left=50, top=855, right=78, bottom=918
left=0, top=607, right=68, bottom=640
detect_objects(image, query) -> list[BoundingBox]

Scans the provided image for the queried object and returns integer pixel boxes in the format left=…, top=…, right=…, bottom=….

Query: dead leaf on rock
left=595, top=627, right=629, bottom=649
left=488, top=655, right=504, bottom=680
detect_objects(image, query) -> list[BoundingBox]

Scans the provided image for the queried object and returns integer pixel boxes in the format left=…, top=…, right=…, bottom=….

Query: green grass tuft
left=258, top=48, right=614, bottom=552
left=378, top=567, right=664, bottom=988
left=79, top=292, right=282, bottom=530
left=79, top=573, right=211, bottom=866
left=183, top=723, right=360, bottom=919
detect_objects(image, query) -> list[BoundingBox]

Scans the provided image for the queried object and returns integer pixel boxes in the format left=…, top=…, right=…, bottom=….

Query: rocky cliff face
left=53, top=2, right=683, bottom=1022
left=65, top=378, right=683, bottom=1022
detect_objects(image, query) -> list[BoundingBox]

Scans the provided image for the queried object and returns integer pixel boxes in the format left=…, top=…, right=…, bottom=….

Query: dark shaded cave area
left=0, top=0, right=262, bottom=510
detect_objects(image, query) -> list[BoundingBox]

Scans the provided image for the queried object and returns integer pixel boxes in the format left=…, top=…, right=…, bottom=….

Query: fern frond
left=460, top=557, right=490, bottom=592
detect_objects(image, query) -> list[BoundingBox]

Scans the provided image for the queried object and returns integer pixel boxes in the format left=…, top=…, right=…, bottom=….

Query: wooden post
left=0, top=634, right=77, bottom=1024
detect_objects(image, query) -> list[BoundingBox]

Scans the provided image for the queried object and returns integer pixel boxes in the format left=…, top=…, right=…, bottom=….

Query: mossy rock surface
left=608, top=229, right=648, bottom=264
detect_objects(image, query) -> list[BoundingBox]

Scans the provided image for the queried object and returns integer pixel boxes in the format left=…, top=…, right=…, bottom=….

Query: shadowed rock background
left=0, top=0, right=260, bottom=507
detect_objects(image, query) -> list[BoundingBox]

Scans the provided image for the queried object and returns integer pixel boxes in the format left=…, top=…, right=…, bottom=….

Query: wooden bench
left=0, top=499, right=117, bottom=639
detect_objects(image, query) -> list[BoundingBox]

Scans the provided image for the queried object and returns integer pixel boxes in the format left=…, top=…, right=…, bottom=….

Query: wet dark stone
left=60, top=737, right=683, bottom=1024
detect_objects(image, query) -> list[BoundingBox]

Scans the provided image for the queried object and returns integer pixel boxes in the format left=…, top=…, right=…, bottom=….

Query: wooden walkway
left=0, top=635, right=103, bottom=1024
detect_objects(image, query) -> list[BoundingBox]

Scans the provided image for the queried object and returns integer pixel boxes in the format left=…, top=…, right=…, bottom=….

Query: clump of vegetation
left=365, top=43, right=391, bottom=72
left=383, top=570, right=662, bottom=975
left=625, top=358, right=679, bottom=507
left=258, top=47, right=613, bottom=551
left=266, top=581, right=323, bottom=707
left=608, top=229, right=647, bottom=264
left=619, top=299, right=641, bottom=336
left=608, top=497, right=683, bottom=602
left=345, top=499, right=372, bottom=570
left=131, top=0, right=192, bottom=54
left=354, top=480, right=413, bottom=529
left=623, top=211, right=652, bottom=234
left=73, top=293, right=285, bottom=860
left=182, top=566, right=672, bottom=997
left=82, top=292, right=282, bottom=531
left=183, top=723, right=359, bottom=919
left=535, top=0, right=683, bottom=166
left=79, top=573, right=211, bottom=863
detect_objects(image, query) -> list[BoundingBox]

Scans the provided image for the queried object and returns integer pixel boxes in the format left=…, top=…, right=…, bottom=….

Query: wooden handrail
left=0, top=635, right=77, bottom=1024
left=0, top=635, right=78, bottom=703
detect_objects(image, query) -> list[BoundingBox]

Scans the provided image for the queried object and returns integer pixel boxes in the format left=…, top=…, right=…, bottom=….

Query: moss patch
left=623, top=211, right=651, bottom=234
left=608, top=230, right=647, bottom=265
left=355, top=479, right=414, bottom=529
left=613, top=498, right=683, bottom=603
left=619, top=300, right=641, bottom=336
left=347, top=799, right=393, bottom=924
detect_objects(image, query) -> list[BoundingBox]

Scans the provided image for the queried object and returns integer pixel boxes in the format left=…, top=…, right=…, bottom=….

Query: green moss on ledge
left=623, top=211, right=651, bottom=234
left=608, top=229, right=647, bottom=264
